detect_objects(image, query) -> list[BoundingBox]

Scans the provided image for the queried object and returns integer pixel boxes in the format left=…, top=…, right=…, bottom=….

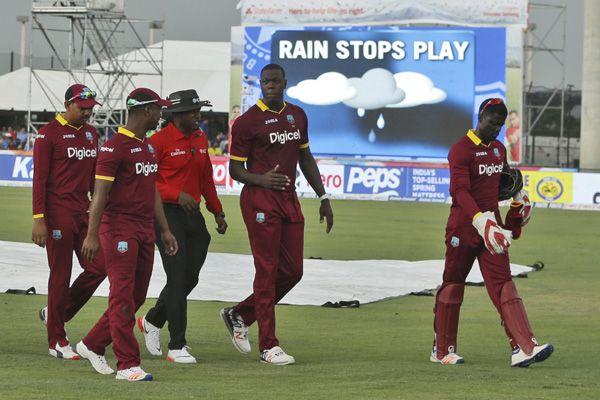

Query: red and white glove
left=472, top=211, right=512, bottom=254
left=512, top=189, right=533, bottom=226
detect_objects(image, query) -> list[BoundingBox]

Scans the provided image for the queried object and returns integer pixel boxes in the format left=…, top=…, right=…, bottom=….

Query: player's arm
left=229, top=160, right=290, bottom=190
left=154, top=188, right=178, bottom=256
left=298, top=146, right=333, bottom=233
left=81, top=178, right=112, bottom=261
left=31, top=130, right=52, bottom=247
left=202, top=149, right=227, bottom=234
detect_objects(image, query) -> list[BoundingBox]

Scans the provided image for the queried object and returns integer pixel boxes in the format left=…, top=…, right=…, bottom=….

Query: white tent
left=0, top=40, right=231, bottom=113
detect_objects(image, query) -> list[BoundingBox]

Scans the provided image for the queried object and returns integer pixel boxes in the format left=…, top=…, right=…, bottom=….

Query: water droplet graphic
left=357, top=108, right=365, bottom=117
left=368, top=130, right=376, bottom=143
left=377, top=113, right=385, bottom=129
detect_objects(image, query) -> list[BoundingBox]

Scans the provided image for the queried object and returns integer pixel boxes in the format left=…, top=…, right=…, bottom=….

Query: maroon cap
left=126, top=88, right=172, bottom=109
left=65, top=84, right=101, bottom=109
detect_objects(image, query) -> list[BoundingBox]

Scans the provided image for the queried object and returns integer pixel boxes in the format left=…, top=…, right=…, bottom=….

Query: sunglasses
left=68, top=89, right=96, bottom=102
left=126, top=98, right=159, bottom=108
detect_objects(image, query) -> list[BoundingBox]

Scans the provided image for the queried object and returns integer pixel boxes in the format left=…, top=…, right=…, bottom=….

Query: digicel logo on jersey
left=478, top=163, right=504, bottom=176
left=135, top=162, right=158, bottom=176
left=67, top=147, right=97, bottom=160
left=269, top=129, right=301, bottom=145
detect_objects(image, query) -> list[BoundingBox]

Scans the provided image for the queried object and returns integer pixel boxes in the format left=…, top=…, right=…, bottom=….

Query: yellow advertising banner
left=522, top=171, right=573, bottom=203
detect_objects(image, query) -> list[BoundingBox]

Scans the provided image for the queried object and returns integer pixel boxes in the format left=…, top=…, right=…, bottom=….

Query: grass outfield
left=0, top=186, right=599, bottom=399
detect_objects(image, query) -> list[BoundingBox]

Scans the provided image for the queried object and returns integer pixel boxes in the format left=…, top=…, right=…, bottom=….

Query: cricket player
left=431, top=98, right=553, bottom=367
left=77, top=88, right=178, bottom=381
left=32, top=84, right=106, bottom=359
left=221, top=63, right=334, bottom=365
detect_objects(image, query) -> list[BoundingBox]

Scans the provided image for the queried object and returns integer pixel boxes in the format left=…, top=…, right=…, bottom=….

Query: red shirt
left=32, top=114, right=98, bottom=218
left=447, top=129, right=507, bottom=224
left=95, top=127, right=158, bottom=234
left=149, top=123, right=222, bottom=214
left=230, top=99, right=309, bottom=192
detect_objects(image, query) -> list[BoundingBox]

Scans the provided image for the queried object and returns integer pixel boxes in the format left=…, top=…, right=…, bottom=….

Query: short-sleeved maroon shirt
left=95, top=126, right=158, bottom=236
left=230, top=99, right=309, bottom=191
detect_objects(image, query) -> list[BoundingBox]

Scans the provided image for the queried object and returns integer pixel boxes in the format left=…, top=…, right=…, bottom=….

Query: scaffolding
left=26, top=0, right=163, bottom=135
left=523, top=2, right=573, bottom=167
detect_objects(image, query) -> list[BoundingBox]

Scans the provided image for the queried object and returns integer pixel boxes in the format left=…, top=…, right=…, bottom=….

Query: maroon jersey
left=230, top=99, right=309, bottom=191
left=447, top=130, right=507, bottom=225
left=32, top=114, right=98, bottom=218
left=95, top=127, right=158, bottom=234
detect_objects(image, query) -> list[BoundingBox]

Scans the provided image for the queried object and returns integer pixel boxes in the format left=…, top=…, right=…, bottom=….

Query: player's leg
left=66, top=214, right=107, bottom=322
left=432, top=230, right=477, bottom=363
left=45, top=213, right=78, bottom=358
left=477, top=250, right=553, bottom=367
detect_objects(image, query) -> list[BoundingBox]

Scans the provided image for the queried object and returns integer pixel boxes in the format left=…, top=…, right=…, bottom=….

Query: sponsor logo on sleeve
left=100, top=146, right=114, bottom=152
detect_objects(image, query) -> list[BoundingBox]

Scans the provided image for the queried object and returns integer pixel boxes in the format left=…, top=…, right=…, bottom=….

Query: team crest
left=85, top=131, right=93, bottom=141
left=52, top=230, right=62, bottom=240
left=286, top=114, right=295, bottom=125
left=147, top=143, right=155, bottom=154
left=117, top=241, right=128, bottom=253
left=450, top=236, right=460, bottom=248
left=256, top=212, right=265, bottom=224
left=493, top=148, right=501, bottom=158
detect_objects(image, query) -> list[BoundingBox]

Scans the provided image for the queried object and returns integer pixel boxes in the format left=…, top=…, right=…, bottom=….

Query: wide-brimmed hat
left=166, top=89, right=212, bottom=113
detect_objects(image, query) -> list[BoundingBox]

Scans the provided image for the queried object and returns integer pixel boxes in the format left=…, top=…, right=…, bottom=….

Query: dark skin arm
left=298, top=147, right=333, bottom=233
left=229, top=160, right=290, bottom=190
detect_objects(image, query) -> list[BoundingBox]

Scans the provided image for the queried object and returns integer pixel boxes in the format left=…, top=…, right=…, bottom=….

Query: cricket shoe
left=137, top=315, right=162, bottom=356
left=49, top=343, right=80, bottom=360
left=39, top=306, right=47, bottom=326
left=429, top=347, right=464, bottom=365
left=116, top=366, right=153, bottom=382
left=220, top=307, right=251, bottom=354
left=166, top=346, right=197, bottom=364
left=511, top=343, right=554, bottom=367
left=76, top=341, right=114, bottom=375
left=260, top=346, right=295, bottom=365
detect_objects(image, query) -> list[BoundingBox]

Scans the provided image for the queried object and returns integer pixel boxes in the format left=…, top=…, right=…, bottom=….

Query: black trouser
left=146, top=204, right=211, bottom=350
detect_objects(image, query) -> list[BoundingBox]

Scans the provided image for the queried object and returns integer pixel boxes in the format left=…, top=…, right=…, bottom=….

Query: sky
left=0, top=0, right=585, bottom=89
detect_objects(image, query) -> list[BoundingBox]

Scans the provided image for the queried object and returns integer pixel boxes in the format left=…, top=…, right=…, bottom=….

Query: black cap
left=166, top=89, right=212, bottom=113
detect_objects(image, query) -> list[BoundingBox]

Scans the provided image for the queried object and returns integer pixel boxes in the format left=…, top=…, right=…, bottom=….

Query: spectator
left=2, top=132, right=17, bottom=150
left=16, top=127, right=29, bottom=149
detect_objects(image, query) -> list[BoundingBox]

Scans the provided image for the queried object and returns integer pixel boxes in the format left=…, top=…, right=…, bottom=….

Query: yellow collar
left=257, top=99, right=287, bottom=114
left=56, top=113, right=83, bottom=131
left=118, top=126, right=143, bottom=142
left=466, top=129, right=489, bottom=147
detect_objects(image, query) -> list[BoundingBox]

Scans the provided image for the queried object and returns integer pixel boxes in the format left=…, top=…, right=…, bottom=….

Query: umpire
left=137, top=89, right=227, bottom=364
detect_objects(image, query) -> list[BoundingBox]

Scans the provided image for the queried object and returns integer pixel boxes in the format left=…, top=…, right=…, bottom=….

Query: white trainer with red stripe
left=166, top=346, right=197, bottom=364
left=429, top=347, right=465, bottom=365
left=116, top=366, right=153, bottom=381
left=49, top=343, right=80, bottom=360
left=260, top=346, right=295, bottom=365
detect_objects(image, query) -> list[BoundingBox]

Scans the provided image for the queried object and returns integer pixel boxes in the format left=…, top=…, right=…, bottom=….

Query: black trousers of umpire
left=146, top=204, right=211, bottom=350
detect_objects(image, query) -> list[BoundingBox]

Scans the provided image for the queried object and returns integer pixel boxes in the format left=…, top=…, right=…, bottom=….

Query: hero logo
left=135, top=162, right=158, bottom=176
left=346, top=166, right=401, bottom=194
left=67, top=147, right=97, bottom=160
left=100, top=146, right=114, bottom=152
left=478, top=163, right=504, bottom=176
left=269, top=129, right=300, bottom=145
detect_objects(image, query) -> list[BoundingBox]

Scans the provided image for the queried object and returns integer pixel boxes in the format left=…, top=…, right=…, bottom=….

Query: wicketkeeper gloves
left=472, top=211, right=513, bottom=254
left=511, top=189, right=533, bottom=226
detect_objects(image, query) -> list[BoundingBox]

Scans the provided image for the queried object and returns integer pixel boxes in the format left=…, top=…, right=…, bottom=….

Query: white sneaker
left=116, top=366, right=153, bottom=381
left=166, top=345, right=197, bottom=364
left=136, top=315, right=162, bottom=356
left=511, top=343, right=554, bottom=367
left=76, top=341, right=114, bottom=375
left=430, top=348, right=464, bottom=365
left=260, top=346, right=295, bottom=365
left=220, top=307, right=251, bottom=354
left=48, top=343, right=80, bottom=360
left=39, top=306, right=47, bottom=326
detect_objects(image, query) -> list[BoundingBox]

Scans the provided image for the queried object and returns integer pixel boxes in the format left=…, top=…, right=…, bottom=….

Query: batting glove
left=472, top=211, right=512, bottom=254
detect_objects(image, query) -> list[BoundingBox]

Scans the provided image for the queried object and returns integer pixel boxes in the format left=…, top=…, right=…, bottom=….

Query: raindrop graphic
left=368, top=130, right=376, bottom=143
left=357, top=108, right=365, bottom=117
left=377, top=113, right=385, bottom=129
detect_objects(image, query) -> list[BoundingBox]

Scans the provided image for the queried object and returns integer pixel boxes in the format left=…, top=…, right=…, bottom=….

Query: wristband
left=319, top=193, right=331, bottom=202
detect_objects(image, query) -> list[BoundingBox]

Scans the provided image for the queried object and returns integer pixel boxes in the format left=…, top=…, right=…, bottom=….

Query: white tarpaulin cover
left=0, top=41, right=231, bottom=113
left=0, top=240, right=535, bottom=305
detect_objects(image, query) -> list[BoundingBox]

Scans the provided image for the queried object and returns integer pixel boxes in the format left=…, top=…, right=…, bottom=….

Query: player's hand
left=178, top=191, right=198, bottom=214
left=214, top=213, right=228, bottom=235
left=161, top=230, right=178, bottom=256
left=472, top=211, right=512, bottom=254
left=31, top=218, right=48, bottom=248
left=512, top=189, right=533, bottom=226
left=319, top=199, right=333, bottom=233
left=258, top=164, right=290, bottom=191
left=82, top=234, right=100, bottom=262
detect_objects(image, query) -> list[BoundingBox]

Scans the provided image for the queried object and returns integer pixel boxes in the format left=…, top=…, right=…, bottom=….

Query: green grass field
left=1, top=187, right=599, bottom=399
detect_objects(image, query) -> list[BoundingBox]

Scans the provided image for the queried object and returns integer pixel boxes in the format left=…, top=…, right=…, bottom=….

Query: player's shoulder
left=37, top=119, right=60, bottom=136
left=99, top=136, right=121, bottom=155
left=232, top=106, right=259, bottom=128
left=449, top=133, right=473, bottom=152
left=286, top=102, right=307, bottom=116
